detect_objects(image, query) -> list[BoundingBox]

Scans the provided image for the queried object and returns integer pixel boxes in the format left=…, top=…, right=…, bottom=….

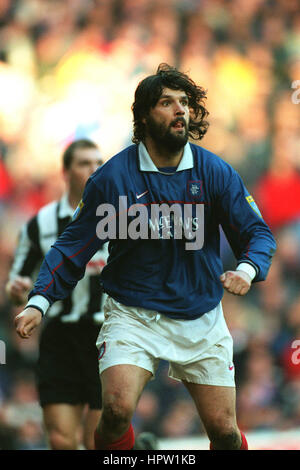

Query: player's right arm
left=15, top=177, right=107, bottom=338
left=15, top=307, right=43, bottom=338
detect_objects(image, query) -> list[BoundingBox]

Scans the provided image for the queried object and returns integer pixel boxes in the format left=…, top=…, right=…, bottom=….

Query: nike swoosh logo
left=136, top=190, right=149, bottom=199
left=229, top=365, right=234, bottom=371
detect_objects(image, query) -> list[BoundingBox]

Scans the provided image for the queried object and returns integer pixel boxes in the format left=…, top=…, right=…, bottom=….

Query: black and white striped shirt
left=9, top=194, right=108, bottom=324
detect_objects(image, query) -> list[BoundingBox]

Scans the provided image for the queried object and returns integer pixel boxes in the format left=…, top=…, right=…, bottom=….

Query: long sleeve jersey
left=10, top=194, right=108, bottom=323
left=27, top=142, right=276, bottom=320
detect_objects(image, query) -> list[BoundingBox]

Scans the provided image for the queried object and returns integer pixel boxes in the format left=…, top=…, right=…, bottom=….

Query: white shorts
left=96, top=296, right=235, bottom=387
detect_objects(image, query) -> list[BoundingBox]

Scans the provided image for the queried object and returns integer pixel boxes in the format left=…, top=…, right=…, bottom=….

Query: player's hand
left=15, top=308, right=42, bottom=339
left=6, top=276, right=32, bottom=305
left=220, top=270, right=251, bottom=296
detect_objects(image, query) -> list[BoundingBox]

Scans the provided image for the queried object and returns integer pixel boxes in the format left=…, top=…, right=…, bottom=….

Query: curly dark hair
left=131, top=63, right=209, bottom=144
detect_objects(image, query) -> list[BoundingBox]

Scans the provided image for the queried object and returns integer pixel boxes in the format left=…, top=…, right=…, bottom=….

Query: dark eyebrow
left=159, top=94, right=188, bottom=100
left=77, top=159, right=102, bottom=165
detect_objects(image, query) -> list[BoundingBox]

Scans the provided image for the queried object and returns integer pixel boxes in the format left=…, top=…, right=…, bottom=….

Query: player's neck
left=68, top=192, right=81, bottom=210
left=143, top=137, right=184, bottom=168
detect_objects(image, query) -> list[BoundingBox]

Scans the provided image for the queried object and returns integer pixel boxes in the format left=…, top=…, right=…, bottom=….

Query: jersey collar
left=58, top=193, right=74, bottom=219
left=138, top=141, right=194, bottom=172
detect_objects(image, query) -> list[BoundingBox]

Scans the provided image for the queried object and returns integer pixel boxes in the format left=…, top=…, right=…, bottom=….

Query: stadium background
left=0, top=0, right=300, bottom=450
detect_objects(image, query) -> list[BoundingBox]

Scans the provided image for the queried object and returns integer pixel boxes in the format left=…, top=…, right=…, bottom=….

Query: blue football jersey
left=28, top=142, right=276, bottom=320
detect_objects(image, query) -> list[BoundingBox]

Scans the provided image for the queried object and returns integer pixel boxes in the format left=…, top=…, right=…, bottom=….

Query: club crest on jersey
left=187, top=180, right=203, bottom=200
left=246, top=195, right=262, bottom=218
left=72, top=199, right=84, bottom=221
left=98, top=342, right=106, bottom=360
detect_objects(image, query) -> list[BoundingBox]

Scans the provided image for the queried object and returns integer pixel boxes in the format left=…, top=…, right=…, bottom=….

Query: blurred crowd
left=0, top=0, right=300, bottom=450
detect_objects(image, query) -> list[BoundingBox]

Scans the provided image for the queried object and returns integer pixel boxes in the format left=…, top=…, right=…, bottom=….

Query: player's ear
left=62, top=167, right=69, bottom=184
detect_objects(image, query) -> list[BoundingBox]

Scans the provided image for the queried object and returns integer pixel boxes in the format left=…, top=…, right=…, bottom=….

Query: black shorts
left=36, top=318, right=102, bottom=410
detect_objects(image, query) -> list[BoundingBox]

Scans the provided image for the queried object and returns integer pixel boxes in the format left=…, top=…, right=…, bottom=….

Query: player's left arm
left=220, top=269, right=252, bottom=296
left=218, top=170, right=276, bottom=295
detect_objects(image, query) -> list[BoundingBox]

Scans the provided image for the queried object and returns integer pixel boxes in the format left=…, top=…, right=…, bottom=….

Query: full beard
left=145, top=116, right=189, bottom=154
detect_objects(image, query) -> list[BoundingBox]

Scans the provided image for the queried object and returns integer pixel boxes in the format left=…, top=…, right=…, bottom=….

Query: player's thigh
left=183, top=382, right=238, bottom=434
left=101, top=364, right=153, bottom=416
left=43, top=403, right=84, bottom=437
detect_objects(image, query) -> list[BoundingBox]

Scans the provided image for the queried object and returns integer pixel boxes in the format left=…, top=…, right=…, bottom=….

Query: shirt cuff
left=25, top=295, right=50, bottom=316
left=236, top=263, right=257, bottom=281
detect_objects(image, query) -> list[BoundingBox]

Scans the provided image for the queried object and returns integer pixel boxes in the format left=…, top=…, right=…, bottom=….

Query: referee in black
left=6, top=140, right=107, bottom=449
